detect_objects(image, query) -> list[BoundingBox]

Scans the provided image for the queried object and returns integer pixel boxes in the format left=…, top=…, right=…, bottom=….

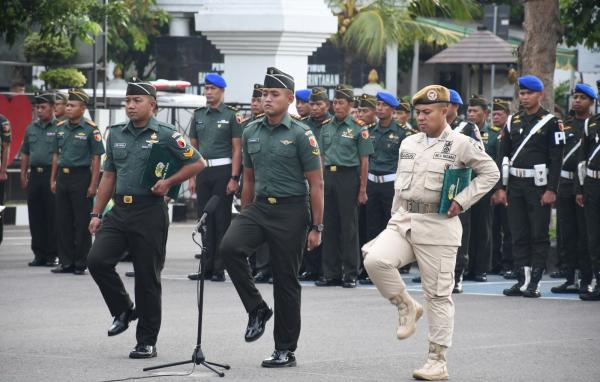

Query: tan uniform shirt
left=391, top=125, right=499, bottom=246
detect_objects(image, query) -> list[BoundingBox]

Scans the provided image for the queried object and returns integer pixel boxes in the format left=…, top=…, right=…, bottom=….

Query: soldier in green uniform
left=494, top=75, right=565, bottom=298
left=50, top=89, right=104, bottom=275
left=220, top=67, right=324, bottom=367
left=552, top=84, right=595, bottom=294
left=187, top=73, right=243, bottom=282
left=87, top=80, right=205, bottom=358
left=466, top=95, right=493, bottom=282
left=316, top=84, right=374, bottom=288
left=489, top=99, right=513, bottom=277
left=357, top=93, right=377, bottom=126
left=54, top=91, right=68, bottom=122
left=0, top=112, right=11, bottom=245
left=393, top=101, right=416, bottom=133
left=19, top=93, right=58, bottom=266
left=294, top=89, right=311, bottom=119
left=576, top=80, right=600, bottom=301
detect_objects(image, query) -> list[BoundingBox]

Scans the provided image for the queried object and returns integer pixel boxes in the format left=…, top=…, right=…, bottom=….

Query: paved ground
left=1, top=224, right=599, bottom=382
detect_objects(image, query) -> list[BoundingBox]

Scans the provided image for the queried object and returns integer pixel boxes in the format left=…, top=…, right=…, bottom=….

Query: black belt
left=113, top=194, right=164, bottom=206
left=30, top=166, right=51, bottom=174
left=58, top=166, right=89, bottom=174
left=256, top=195, right=308, bottom=205
left=324, top=165, right=358, bottom=172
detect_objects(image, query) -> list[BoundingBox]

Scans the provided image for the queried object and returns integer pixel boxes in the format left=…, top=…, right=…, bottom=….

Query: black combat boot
left=578, top=270, right=593, bottom=295
left=550, top=268, right=579, bottom=294
left=452, top=270, right=463, bottom=294
left=522, top=267, right=543, bottom=298
left=580, top=270, right=600, bottom=301
left=503, top=267, right=527, bottom=296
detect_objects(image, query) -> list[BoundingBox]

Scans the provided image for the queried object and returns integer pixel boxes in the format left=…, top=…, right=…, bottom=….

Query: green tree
left=560, top=0, right=600, bottom=49
left=327, top=0, right=480, bottom=83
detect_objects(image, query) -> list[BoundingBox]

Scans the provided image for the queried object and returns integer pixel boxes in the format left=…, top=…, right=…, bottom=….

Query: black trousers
left=454, top=210, right=471, bottom=274
left=88, top=200, right=169, bottom=346
left=322, top=167, right=359, bottom=280
left=492, top=203, right=513, bottom=271
left=468, top=190, right=493, bottom=274
left=221, top=199, right=309, bottom=351
left=196, top=164, right=233, bottom=274
left=507, top=178, right=551, bottom=268
left=28, top=168, right=57, bottom=261
left=56, top=168, right=92, bottom=269
left=557, top=181, right=590, bottom=272
left=365, top=180, right=394, bottom=242
left=583, top=179, right=600, bottom=271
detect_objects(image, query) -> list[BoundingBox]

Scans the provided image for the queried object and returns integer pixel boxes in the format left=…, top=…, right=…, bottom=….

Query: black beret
left=334, top=84, right=354, bottom=101
left=126, top=78, right=157, bottom=98
left=252, top=83, right=263, bottom=98
left=263, top=67, right=294, bottom=91
left=68, top=88, right=90, bottom=104
left=310, top=87, right=329, bottom=102
left=35, top=93, right=54, bottom=104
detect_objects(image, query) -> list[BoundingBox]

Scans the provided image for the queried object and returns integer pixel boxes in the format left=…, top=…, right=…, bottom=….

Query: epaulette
left=226, top=104, right=239, bottom=111
left=354, top=118, right=365, bottom=126
left=85, top=118, right=97, bottom=128
left=109, top=122, right=127, bottom=129
left=241, top=117, right=251, bottom=124
left=300, top=116, right=309, bottom=121
left=490, top=125, right=502, bottom=132
left=320, top=118, right=331, bottom=126
left=255, top=113, right=265, bottom=119
left=366, top=122, right=377, bottom=129
left=290, top=114, right=302, bottom=120
left=57, top=120, right=67, bottom=126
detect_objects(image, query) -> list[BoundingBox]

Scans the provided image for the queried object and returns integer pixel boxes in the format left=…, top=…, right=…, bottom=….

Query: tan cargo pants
left=362, top=225, right=458, bottom=347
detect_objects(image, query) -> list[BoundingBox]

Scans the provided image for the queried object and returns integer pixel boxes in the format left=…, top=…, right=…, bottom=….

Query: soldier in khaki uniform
left=362, top=85, right=499, bottom=381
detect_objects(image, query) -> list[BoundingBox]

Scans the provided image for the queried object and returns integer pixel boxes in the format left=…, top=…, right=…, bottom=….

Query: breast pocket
left=274, top=144, right=296, bottom=158
left=322, top=133, right=332, bottom=147
left=395, top=160, right=414, bottom=190
left=29, top=135, right=39, bottom=144
left=247, top=141, right=261, bottom=155
left=113, top=147, right=128, bottom=162
left=73, top=138, right=88, bottom=153
left=137, top=147, right=152, bottom=160
left=424, top=161, right=446, bottom=191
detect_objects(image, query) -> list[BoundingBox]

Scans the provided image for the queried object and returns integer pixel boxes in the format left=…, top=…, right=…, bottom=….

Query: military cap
left=376, top=91, right=399, bottom=108
left=469, top=94, right=488, bottom=108
left=35, top=92, right=54, bottom=104
left=518, top=75, right=544, bottom=92
left=310, top=87, right=329, bottom=102
left=263, top=67, right=294, bottom=91
left=334, top=84, right=354, bottom=101
left=68, top=88, right=90, bottom=104
left=252, top=83, right=263, bottom=98
left=295, top=89, right=311, bottom=103
left=412, top=85, right=450, bottom=105
left=205, top=73, right=227, bottom=88
left=492, top=98, right=510, bottom=113
left=126, top=78, right=157, bottom=98
left=54, top=91, right=68, bottom=103
left=396, top=101, right=410, bottom=113
left=448, top=89, right=463, bottom=105
left=358, top=93, right=377, bottom=108
left=573, top=83, right=597, bottom=100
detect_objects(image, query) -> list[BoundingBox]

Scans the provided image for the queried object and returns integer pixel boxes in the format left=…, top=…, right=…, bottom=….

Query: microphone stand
left=143, top=219, right=230, bottom=377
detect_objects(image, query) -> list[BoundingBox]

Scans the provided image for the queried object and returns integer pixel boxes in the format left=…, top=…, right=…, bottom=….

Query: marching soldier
left=363, top=85, right=498, bottom=381
left=0, top=112, right=11, bottom=245
left=19, top=93, right=58, bottom=267
left=54, top=91, right=68, bottom=122
left=552, top=84, right=595, bottom=294
left=187, top=73, right=243, bottom=282
left=220, top=67, right=324, bottom=367
left=316, top=84, right=374, bottom=288
left=575, top=80, right=600, bottom=301
left=88, top=80, right=205, bottom=358
left=295, top=89, right=311, bottom=119
left=466, top=95, right=493, bottom=282
left=493, top=75, right=565, bottom=298
left=50, top=89, right=104, bottom=275
left=490, top=99, right=514, bottom=277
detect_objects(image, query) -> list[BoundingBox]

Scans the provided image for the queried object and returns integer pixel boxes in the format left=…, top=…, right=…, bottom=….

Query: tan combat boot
left=412, top=342, right=449, bottom=381
left=389, top=290, right=423, bottom=340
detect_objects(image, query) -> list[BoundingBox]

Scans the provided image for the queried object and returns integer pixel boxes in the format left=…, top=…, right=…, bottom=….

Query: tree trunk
left=342, top=51, right=354, bottom=85
left=517, top=0, right=562, bottom=112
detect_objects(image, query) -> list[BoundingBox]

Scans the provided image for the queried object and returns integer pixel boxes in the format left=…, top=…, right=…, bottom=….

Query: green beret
left=358, top=94, right=376, bottom=108
left=334, top=84, right=354, bottom=101
left=493, top=99, right=510, bottom=113
left=310, top=87, right=329, bottom=102
left=68, top=88, right=90, bottom=104
left=469, top=94, right=488, bottom=108
left=412, top=85, right=450, bottom=105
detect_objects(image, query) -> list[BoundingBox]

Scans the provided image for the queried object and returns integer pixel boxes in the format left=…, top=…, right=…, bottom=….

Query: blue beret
left=574, top=83, right=597, bottom=100
left=204, top=73, right=227, bottom=88
left=376, top=91, right=399, bottom=108
left=518, top=75, right=544, bottom=92
left=448, top=89, right=463, bottom=105
left=295, top=89, right=311, bottom=103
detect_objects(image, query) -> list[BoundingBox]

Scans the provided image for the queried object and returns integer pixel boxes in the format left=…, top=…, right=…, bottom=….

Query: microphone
left=196, top=195, right=220, bottom=231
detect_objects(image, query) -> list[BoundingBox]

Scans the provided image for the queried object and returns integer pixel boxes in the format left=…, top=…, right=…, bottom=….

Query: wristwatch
left=310, top=224, right=324, bottom=232
left=90, top=212, right=103, bottom=219
left=230, top=175, right=240, bottom=181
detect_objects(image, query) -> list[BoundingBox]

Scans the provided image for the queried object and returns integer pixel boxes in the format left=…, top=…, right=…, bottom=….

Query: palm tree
left=327, top=0, right=480, bottom=83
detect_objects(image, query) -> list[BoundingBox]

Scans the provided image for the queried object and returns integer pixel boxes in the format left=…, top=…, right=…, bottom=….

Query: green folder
left=438, top=167, right=472, bottom=214
left=140, top=144, right=182, bottom=200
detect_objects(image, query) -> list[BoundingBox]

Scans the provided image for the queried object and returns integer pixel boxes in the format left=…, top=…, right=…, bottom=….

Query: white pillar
left=195, top=0, right=337, bottom=104
left=410, top=40, right=420, bottom=96
left=386, top=44, right=398, bottom=96
left=169, top=13, right=191, bottom=37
